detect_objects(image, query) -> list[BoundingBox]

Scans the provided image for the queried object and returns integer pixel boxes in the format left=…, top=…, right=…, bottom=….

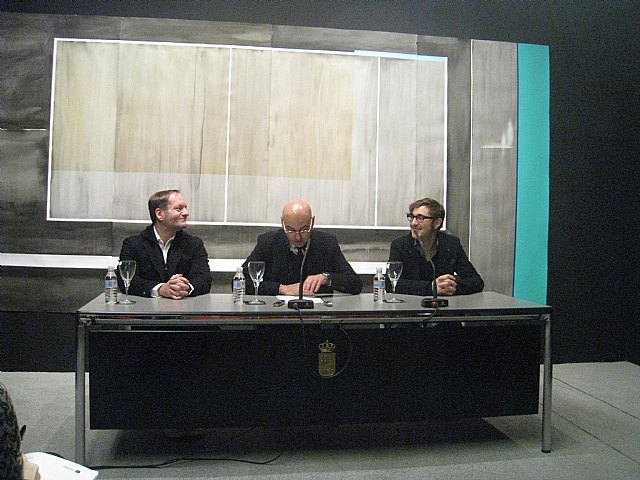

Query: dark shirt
left=118, top=225, right=212, bottom=297
left=242, top=229, right=363, bottom=295
left=387, top=231, right=484, bottom=296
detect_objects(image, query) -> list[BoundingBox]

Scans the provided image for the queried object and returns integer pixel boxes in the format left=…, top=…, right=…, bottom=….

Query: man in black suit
left=387, top=197, right=483, bottom=296
left=242, top=199, right=362, bottom=296
left=118, top=189, right=211, bottom=299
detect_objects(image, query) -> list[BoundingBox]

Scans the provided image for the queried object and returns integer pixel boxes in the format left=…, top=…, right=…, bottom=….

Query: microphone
left=418, top=238, right=448, bottom=308
left=288, top=237, right=314, bottom=309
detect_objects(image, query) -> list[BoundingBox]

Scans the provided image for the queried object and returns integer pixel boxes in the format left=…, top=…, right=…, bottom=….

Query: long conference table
left=75, top=291, right=552, bottom=464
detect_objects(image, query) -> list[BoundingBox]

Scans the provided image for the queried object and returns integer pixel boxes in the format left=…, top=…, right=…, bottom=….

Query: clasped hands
left=279, top=273, right=328, bottom=297
left=158, top=274, right=192, bottom=299
left=434, top=274, right=457, bottom=296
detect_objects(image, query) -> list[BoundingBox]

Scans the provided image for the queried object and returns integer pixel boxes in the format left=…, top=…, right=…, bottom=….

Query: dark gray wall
left=1, top=0, right=639, bottom=369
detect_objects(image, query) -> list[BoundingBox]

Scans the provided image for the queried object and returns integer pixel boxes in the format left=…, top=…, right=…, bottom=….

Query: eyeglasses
left=406, top=214, right=434, bottom=222
left=283, top=226, right=311, bottom=235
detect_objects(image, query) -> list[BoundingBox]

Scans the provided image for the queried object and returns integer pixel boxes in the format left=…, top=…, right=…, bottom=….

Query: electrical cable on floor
left=88, top=300, right=349, bottom=472
left=89, top=452, right=282, bottom=470
left=85, top=426, right=282, bottom=470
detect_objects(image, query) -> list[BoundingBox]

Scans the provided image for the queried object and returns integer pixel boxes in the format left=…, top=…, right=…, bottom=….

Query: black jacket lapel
left=142, top=226, right=169, bottom=281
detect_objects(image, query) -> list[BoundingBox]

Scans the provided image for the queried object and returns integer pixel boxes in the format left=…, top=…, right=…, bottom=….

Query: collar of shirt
left=289, top=244, right=307, bottom=255
left=154, top=226, right=176, bottom=263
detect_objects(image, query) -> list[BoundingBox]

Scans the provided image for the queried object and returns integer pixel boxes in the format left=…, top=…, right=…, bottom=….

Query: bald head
left=282, top=199, right=312, bottom=222
left=281, top=199, right=314, bottom=248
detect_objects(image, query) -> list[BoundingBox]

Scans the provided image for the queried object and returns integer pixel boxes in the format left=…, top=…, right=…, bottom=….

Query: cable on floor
left=89, top=451, right=282, bottom=470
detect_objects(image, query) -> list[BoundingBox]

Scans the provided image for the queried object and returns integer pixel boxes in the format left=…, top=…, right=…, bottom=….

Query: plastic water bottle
left=104, top=266, right=118, bottom=304
left=373, top=267, right=385, bottom=304
left=232, top=267, right=245, bottom=304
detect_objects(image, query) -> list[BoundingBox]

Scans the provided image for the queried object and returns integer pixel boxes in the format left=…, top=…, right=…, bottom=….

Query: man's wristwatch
left=322, top=272, right=332, bottom=286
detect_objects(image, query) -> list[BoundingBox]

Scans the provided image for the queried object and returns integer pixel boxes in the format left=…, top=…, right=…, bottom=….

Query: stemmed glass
left=247, top=261, right=266, bottom=305
left=118, top=260, right=137, bottom=305
left=385, top=261, right=404, bottom=303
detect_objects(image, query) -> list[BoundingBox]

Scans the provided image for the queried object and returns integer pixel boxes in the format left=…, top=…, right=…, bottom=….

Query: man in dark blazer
left=387, top=197, right=483, bottom=296
left=242, top=199, right=362, bottom=296
left=118, top=189, right=211, bottom=299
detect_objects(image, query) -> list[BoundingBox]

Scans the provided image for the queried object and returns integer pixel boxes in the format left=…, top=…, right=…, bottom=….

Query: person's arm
left=22, top=455, right=41, bottom=480
left=182, top=237, right=212, bottom=297
left=118, top=236, right=160, bottom=297
left=242, top=238, right=282, bottom=296
left=393, top=277, right=433, bottom=296
left=317, top=240, right=363, bottom=295
left=449, top=239, right=484, bottom=295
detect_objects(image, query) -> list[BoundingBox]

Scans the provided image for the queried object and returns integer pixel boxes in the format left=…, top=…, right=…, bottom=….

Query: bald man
left=241, top=199, right=362, bottom=296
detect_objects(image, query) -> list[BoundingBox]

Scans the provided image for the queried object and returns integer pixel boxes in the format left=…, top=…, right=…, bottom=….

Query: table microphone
left=421, top=250, right=448, bottom=308
left=288, top=238, right=314, bottom=309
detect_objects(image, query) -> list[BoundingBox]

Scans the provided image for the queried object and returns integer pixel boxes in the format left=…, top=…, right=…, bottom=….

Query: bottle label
left=373, top=279, right=384, bottom=289
left=233, top=279, right=245, bottom=290
left=105, top=279, right=117, bottom=288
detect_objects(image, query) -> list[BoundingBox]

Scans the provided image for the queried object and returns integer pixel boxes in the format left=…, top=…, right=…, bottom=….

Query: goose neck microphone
left=419, top=239, right=448, bottom=308
left=288, top=238, right=314, bottom=309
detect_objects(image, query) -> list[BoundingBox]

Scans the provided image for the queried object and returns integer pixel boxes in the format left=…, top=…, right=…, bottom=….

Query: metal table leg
left=75, top=317, right=87, bottom=464
left=541, top=313, right=552, bottom=452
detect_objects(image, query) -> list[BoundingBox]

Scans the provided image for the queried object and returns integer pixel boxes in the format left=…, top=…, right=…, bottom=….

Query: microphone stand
left=288, top=237, right=314, bottom=309
left=419, top=239, right=448, bottom=308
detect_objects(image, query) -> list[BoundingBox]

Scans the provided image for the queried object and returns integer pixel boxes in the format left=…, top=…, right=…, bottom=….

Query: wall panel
left=470, top=40, right=518, bottom=295
left=1, top=12, right=544, bottom=347
left=47, top=39, right=447, bottom=227
left=417, top=36, right=472, bottom=247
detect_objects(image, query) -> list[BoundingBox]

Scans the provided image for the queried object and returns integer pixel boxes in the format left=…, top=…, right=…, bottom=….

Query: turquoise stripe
left=514, top=44, right=550, bottom=304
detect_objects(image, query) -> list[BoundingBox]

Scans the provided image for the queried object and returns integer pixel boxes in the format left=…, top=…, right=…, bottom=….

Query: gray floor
left=2, top=362, right=639, bottom=479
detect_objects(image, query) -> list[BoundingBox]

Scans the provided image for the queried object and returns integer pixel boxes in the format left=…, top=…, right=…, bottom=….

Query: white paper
left=25, top=452, right=99, bottom=480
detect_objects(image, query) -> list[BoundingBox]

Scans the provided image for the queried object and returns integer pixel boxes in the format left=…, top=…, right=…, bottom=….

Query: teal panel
left=514, top=44, right=549, bottom=304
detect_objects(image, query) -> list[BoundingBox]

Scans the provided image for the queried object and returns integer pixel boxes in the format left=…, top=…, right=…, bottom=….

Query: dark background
left=1, top=0, right=638, bottom=370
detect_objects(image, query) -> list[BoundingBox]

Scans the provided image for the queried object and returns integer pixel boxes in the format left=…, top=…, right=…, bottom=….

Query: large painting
left=49, top=39, right=447, bottom=227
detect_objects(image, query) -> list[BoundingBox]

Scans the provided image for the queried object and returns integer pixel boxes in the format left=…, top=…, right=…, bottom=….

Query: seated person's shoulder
left=123, top=227, right=151, bottom=243
left=390, top=233, right=412, bottom=247
left=178, top=229, right=205, bottom=245
left=438, top=230, right=462, bottom=245
left=392, top=233, right=408, bottom=242
left=311, top=229, right=338, bottom=243
left=258, top=229, right=283, bottom=244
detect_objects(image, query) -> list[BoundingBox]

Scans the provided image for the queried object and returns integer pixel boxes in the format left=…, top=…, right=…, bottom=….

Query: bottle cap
left=376, top=267, right=382, bottom=272
left=236, top=266, right=243, bottom=272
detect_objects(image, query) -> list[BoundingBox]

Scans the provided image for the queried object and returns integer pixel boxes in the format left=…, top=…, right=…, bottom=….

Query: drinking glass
left=385, top=261, right=404, bottom=303
left=247, top=261, right=266, bottom=305
left=118, top=260, right=137, bottom=305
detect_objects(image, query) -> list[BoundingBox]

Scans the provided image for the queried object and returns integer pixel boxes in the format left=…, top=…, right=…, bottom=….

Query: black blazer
left=242, top=229, right=363, bottom=295
left=387, top=231, right=484, bottom=296
left=118, top=225, right=212, bottom=297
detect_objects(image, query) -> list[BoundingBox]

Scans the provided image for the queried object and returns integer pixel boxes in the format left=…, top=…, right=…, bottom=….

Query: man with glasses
left=387, top=197, right=484, bottom=296
left=241, top=199, right=362, bottom=296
